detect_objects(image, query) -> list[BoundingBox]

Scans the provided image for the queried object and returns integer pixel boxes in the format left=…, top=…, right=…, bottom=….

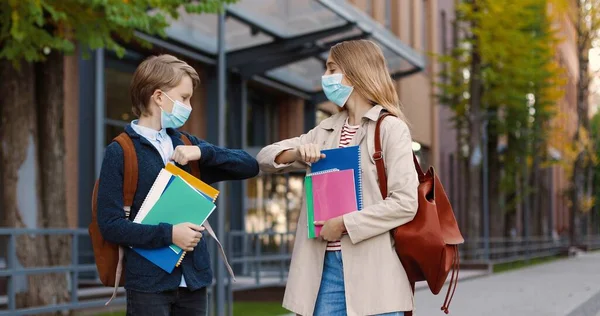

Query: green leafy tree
left=437, top=0, right=566, bottom=242
left=0, top=0, right=235, bottom=311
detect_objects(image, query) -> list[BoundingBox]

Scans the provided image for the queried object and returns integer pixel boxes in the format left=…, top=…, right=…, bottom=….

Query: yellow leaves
left=580, top=195, right=596, bottom=213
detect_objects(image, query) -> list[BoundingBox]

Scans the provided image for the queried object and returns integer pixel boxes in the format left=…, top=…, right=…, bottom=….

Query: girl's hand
left=294, top=143, right=326, bottom=164
left=315, top=216, right=346, bottom=242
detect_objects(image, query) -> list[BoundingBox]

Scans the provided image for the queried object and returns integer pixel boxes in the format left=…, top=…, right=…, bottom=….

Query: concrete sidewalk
left=279, top=269, right=490, bottom=316
left=414, top=252, right=600, bottom=316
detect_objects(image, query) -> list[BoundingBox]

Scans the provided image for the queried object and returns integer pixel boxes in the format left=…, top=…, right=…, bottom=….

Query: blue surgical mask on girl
left=321, top=73, right=354, bottom=107
left=159, top=91, right=192, bottom=129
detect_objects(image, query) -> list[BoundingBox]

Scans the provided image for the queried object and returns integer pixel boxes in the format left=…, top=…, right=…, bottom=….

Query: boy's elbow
left=247, top=159, right=260, bottom=178
left=239, top=152, right=259, bottom=178
left=97, top=216, right=122, bottom=244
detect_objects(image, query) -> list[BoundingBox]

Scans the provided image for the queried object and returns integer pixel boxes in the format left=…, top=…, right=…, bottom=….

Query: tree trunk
left=0, top=55, right=69, bottom=312
left=488, top=118, right=504, bottom=237
left=571, top=0, right=592, bottom=248
left=35, top=50, right=71, bottom=303
left=467, top=0, right=482, bottom=242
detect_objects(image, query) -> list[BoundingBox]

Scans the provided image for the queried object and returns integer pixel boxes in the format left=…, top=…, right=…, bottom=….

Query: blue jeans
left=313, top=251, right=405, bottom=316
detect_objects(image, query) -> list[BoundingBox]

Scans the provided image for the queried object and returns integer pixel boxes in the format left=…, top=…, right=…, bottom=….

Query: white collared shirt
left=130, top=120, right=174, bottom=165
left=130, top=120, right=187, bottom=287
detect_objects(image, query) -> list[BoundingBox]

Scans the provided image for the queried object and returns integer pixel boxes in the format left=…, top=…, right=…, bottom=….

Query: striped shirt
left=326, top=119, right=360, bottom=251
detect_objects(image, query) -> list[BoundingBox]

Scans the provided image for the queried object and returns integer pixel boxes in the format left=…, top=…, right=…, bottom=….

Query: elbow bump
left=249, top=160, right=260, bottom=177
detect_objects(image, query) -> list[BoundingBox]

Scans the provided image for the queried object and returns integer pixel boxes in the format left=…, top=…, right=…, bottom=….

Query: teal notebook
left=140, top=175, right=216, bottom=227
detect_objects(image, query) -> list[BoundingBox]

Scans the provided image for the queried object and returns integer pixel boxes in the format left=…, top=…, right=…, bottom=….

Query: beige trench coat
left=256, top=105, right=419, bottom=316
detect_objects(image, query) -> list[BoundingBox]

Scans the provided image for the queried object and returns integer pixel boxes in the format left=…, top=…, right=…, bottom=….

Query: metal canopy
left=161, top=0, right=425, bottom=96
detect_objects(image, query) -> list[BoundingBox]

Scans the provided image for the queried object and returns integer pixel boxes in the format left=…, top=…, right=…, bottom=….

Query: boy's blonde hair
left=130, top=54, right=200, bottom=117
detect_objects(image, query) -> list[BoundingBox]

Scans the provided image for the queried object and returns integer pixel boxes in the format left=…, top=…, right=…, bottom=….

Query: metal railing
left=459, top=236, right=570, bottom=265
left=584, top=235, right=600, bottom=251
left=1, top=227, right=598, bottom=315
left=227, top=231, right=294, bottom=291
left=0, top=228, right=126, bottom=316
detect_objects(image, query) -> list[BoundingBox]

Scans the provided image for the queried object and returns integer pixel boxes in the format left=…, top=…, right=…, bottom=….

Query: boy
left=97, top=54, right=259, bottom=316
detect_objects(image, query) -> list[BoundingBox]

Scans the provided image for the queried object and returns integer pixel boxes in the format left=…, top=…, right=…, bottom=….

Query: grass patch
left=90, top=301, right=288, bottom=316
left=493, top=255, right=563, bottom=273
left=232, top=301, right=288, bottom=316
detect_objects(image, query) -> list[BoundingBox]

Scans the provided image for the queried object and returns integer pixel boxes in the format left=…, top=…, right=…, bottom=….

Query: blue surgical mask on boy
left=321, top=73, right=354, bottom=107
left=159, top=91, right=192, bottom=129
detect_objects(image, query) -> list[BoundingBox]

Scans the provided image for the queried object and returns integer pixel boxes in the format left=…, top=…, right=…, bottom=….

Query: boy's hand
left=172, top=222, right=205, bottom=251
left=171, top=145, right=201, bottom=165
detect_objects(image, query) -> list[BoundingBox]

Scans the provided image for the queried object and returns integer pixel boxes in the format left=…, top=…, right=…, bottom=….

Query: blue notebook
left=131, top=169, right=216, bottom=273
left=132, top=247, right=183, bottom=273
left=311, top=145, right=363, bottom=210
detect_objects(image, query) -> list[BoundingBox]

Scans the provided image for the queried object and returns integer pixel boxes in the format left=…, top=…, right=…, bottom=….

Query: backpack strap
left=107, top=132, right=137, bottom=305
left=114, top=133, right=138, bottom=213
left=179, top=133, right=236, bottom=281
left=374, top=114, right=419, bottom=316
left=373, top=113, right=393, bottom=199
left=179, top=134, right=201, bottom=180
left=374, top=114, right=424, bottom=199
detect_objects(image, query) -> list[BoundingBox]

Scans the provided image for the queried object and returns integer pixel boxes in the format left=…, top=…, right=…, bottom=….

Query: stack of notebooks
left=305, top=145, right=363, bottom=239
left=132, top=163, right=219, bottom=273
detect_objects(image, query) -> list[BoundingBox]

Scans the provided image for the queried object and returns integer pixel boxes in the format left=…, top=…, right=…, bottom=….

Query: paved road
left=414, top=252, right=600, bottom=316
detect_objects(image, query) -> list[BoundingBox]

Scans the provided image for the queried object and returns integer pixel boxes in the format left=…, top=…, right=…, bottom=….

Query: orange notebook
left=165, top=163, right=219, bottom=202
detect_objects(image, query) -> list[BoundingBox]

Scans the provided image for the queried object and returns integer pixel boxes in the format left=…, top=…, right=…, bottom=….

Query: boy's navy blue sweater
left=97, top=125, right=259, bottom=293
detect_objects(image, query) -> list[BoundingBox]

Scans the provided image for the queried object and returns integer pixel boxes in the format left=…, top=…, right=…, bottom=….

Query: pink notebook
left=305, top=169, right=358, bottom=238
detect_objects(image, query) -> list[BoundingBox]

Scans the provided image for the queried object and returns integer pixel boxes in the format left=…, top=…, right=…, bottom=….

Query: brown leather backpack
left=88, top=132, right=200, bottom=303
left=374, top=114, right=464, bottom=314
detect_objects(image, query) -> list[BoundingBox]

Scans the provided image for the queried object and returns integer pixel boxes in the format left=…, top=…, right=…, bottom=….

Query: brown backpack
left=89, top=132, right=234, bottom=305
left=374, top=114, right=464, bottom=315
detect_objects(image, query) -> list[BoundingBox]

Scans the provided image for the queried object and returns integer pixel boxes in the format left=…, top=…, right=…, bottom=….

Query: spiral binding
left=306, top=168, right=339, bottom=177
left=133, top=169, right=169, bottom=223
left=176, top=252, right=186, bottom=267
left=357, top=146, right=364, bottom=210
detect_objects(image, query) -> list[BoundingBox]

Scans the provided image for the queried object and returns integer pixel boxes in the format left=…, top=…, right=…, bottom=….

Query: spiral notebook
left=310, top=145, right=363, bottom=210
left=305, top=168, right=358, bottom=238
left=132, top=168, right=216, bottom=273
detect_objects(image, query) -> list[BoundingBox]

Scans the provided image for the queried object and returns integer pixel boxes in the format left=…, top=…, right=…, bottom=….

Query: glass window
left=244, top=172, right=305, bottom=256
left=245, top=173, right=305, bottom=234
left=246, top=86, right=280, bottom=147
left=104, top=56, right=139, bottom=145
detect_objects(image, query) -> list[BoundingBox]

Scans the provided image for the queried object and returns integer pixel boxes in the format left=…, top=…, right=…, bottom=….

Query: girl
left=257, top=40, right=419, bottom=316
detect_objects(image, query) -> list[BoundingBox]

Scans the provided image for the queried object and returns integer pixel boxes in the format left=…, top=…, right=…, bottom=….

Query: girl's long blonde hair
left=329, top=40, right=408, bottom=123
